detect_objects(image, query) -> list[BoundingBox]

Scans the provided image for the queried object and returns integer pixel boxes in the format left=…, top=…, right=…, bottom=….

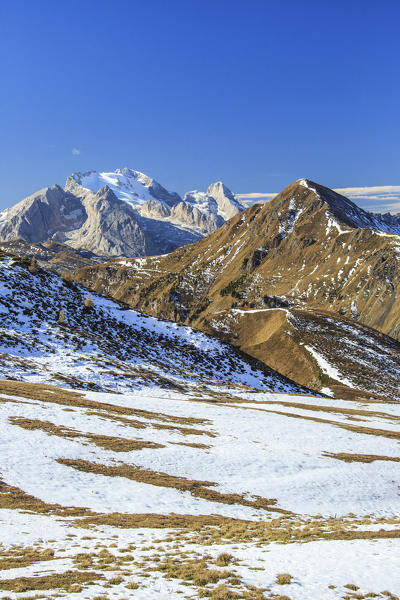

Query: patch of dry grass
left=323, top=452, right=400, bottom=463
left=276, top=574, right=293, bottom=585
left=0, top=379, right=214, bottom=436
left=10, top=417, right=165, bottom=452
left=0, top=548, right=55, bottom=570
left=74, top=512, right=245, bottom=530
left=0, top=570, right=102, bottom=592
left=154, top=556, right=233, bottom=586
left=57, top=458, right=284, bottom=512
left=215, top=553, right=235, bottom=566
left=0, top=479, right=90, bottom=517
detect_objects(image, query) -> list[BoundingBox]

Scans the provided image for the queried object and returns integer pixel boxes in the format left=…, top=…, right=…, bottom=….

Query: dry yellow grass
left=0, top=479, right=90, bottom=517
left=0, top=548, right=54, bottom=570
left=74, top=512, right=245, bottom=530
left=0, top=379, right=213, bottom=436
left=0, top=570, right=102, bottom=592
left=276, top=574, right=293, bottom=585
left=10, top=417, right=165, bottom=452
left=215, top=553, right=235, bottom=566
left=323, top=452, right=400, bottom=463
left=57, top=458, right=285, bottom=512
left=153, top=556, right=233, bottom=586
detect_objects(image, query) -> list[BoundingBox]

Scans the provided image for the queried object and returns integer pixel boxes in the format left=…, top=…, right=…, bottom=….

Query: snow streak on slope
left=0, top=256, right=304, bottom=394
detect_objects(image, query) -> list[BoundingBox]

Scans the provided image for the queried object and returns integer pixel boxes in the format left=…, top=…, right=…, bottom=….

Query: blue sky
left=0, top=0, right=399, bottom=209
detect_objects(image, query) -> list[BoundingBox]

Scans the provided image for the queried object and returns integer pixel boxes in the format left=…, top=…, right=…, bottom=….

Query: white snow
left=305, top=345, right=354, bottom=387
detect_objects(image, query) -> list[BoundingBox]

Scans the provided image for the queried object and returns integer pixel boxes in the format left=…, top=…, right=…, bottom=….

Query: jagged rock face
left=206, top=181, right=244, bottom=220
left=0, top=169, right=244, bottom=257
left=171, top=199, right=224, bottom=233
left=63, top=186, right=147, bottom=257
left=0, top=185, right=86, bottom=243
left=140, top=199, right=170, bottom=219
left=68, top=178, right=400, bottom=398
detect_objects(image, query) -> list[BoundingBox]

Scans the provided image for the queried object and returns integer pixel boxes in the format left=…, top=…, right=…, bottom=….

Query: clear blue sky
left=0, top=0, right=399, bottom=208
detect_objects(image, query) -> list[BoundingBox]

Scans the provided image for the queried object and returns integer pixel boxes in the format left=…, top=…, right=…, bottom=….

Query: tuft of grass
left=208, top=584, right=241, bottom=599
left=125, top=581, right=139, bottom=589
left=215, top=553, right=235, bottom=567
left=276, top=573, right=293, bottom=585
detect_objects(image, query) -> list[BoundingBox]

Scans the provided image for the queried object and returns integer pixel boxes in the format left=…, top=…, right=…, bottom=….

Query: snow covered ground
left=0, top=380, right=399, bottom=599
left=0, top=255, right=399, bottom=598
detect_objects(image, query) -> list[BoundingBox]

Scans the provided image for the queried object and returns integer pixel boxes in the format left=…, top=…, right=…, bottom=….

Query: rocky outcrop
left=206, top=181, right=244, bottom=220
left=0, top=185, right=86, bottom=242
left=62, top=186, right=147, bottom=257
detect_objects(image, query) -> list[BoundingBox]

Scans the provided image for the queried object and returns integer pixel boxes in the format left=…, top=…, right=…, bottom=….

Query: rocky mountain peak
left=268, top=179, right=400, bottom=236
left=206, top=181, right=244, bottom=220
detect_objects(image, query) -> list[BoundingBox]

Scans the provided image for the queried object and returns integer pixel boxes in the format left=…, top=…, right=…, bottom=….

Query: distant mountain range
left=68, top=178, right=400, bottom=400
left=0, top=168, right=244, bottom=258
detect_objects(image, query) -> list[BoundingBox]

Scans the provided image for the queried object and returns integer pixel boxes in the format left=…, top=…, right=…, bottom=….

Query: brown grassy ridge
left=0, top=379, right=214, bottom=437
left=323, top=452, right=400, bottom=463
left=0, top=569, right=102, bottom=593
left=57, top=458, right=286, bottom=513
left=10, top=417, right=165, bottom=452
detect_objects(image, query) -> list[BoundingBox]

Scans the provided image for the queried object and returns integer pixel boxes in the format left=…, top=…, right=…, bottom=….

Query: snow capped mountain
left=0, top=169, right=245, bottom=258
left=184, top=182, right=244, bottom=222
left=206, top=181, right=245, bottom=219
left=66, top=168, right=182, bottom=208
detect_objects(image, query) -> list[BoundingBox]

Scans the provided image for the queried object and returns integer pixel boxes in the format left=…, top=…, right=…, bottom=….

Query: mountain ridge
left=0, top=169, right=244, bottom=258
left=68, top=178, right=400, bottom=399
